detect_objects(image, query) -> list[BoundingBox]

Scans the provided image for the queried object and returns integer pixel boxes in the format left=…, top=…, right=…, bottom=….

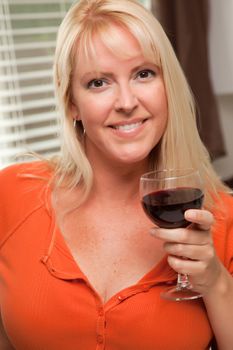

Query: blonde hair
left=52, top=0, right=229, bottom=207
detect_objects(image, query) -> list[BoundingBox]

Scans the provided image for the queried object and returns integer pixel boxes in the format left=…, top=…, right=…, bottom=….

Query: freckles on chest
left=0, top=217, right=213, bottom=350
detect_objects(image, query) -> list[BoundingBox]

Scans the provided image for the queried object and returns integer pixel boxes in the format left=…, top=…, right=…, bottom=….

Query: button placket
left=96, top=305, right=106, bottom=348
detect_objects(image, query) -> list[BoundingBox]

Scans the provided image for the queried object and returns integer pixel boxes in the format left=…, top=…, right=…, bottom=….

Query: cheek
left=141, top=80, right=168, bottom=114
left=146, top=95, right=168, bottom=131
left=148, top=86, right=168, bottom=138
left=78, top=106, right=110, bottom=138
left=77, top=93, right=114, bottom=125
left=153, top=85, right=168, bottom=113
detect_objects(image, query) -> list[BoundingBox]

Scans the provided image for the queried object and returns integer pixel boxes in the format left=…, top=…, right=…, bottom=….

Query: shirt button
left=97, top=335, right=104, bottom=343
left=98, top=307, right=104, bottom=316
left=118, top=295, right=124, bottom=301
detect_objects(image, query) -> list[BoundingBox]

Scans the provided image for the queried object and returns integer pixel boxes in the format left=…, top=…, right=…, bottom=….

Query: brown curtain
left=151, top=0, right=226, bottom=159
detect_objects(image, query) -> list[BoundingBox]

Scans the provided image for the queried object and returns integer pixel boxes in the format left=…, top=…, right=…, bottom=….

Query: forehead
left=73, top=24, right=159, bottom=74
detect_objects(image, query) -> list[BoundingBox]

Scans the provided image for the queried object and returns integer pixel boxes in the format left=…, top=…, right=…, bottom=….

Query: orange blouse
left=0, top=162, right=233, bottom=350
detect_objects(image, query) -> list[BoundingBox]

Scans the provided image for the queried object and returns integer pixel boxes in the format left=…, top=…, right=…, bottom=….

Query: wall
left=208, top=0, right=233, bottom=180
left=213, top=95, right=233, bottom=180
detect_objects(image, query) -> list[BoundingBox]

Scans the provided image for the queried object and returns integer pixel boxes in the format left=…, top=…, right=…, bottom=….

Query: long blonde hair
left=52, top=0, right=229, bottom=208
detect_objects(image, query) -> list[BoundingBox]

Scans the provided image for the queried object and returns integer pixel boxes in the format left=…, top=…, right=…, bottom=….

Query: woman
left=0, top=0, right=233, bottom=349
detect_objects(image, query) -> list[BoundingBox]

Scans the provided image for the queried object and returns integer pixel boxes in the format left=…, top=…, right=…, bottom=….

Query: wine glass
left=140, top=168, right=204, bottom=301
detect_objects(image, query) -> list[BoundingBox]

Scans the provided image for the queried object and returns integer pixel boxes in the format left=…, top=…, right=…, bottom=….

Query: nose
left=114, top=83, right=138, bottom=114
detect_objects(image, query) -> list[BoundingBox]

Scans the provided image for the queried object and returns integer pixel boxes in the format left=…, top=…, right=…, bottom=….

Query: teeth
left=113, top=121, right=142, bottom=131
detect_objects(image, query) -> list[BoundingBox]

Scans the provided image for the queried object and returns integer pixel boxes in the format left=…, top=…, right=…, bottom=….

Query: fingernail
left=185, top=209, right=195, bottom=220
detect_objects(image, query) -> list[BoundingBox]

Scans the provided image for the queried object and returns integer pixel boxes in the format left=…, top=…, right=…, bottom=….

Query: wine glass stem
left=177, top=273, right=192, bottom=289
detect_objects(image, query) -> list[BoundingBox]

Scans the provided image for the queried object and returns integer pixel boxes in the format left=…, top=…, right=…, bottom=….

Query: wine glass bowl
left=140, top=168, right=204, bottom=301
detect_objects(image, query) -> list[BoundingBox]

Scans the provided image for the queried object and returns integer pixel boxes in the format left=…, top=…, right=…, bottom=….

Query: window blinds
left=0, top=0, right=73, bottom=168
left=0, top=0, right=150, bottom=169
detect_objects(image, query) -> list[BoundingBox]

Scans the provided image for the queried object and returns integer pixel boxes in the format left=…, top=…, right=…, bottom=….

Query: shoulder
left=0, top=160, right=52, bottom=182
left=0, top=161, right=52, bottom=201
left=0, top=161, right=53, bottom=246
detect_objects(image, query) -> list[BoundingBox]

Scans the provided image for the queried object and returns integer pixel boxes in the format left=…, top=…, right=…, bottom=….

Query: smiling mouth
left=110, top=119, right=147, bottom=132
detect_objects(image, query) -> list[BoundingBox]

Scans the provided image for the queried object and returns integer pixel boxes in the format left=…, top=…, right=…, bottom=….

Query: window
left=0, top=0, right=151, bottom=168
left=0, top=0, right=73, bottom=168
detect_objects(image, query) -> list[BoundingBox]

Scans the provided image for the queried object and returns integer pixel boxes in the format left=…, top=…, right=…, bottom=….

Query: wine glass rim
left=140, top=168, right=200, bottom=181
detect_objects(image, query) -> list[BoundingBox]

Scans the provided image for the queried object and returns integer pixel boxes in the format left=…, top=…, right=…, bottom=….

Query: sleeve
left=0, top=163, right=23, bottom=246
left=0, top=162, right=49, bottom=248
left=224, top=194, right=233, bottom=276
left=212, top=193, right=233, bottom=276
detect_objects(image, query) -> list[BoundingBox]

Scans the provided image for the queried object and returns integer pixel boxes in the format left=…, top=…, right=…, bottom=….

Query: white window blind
left=0, top=0, right=150, bottom=169
left=0, top=0, right=73, bottom=168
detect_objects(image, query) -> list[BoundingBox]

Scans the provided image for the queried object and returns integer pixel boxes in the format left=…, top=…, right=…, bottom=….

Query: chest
left=56, top=203, right=165, bottom=302
left=0, top=209, right=213, bottom=350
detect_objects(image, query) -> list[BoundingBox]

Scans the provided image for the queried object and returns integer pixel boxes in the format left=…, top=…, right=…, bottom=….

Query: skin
left=70, top=25, right=168, bottom=170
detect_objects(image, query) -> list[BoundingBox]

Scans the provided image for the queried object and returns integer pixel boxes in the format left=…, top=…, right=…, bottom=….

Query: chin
left=114, top=150, right=150, bottom=165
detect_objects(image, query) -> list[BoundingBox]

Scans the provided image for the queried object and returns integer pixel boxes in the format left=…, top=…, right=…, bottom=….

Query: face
left=71, top=25, right=168, bottom=168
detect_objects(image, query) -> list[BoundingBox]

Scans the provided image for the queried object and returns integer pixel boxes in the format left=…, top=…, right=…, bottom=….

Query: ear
left=70, top=101, right=80, bottom=120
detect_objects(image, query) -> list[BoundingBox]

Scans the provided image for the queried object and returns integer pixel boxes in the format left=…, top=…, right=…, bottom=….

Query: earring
left=73, top=119, right=85, bottom=135
left=73, top=119, right=78, bottom=128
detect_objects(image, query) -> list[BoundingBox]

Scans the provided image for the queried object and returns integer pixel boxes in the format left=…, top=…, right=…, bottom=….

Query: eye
left=136, top=69, right=156, bottom=80
left=87, top=79, right=107, bottom=89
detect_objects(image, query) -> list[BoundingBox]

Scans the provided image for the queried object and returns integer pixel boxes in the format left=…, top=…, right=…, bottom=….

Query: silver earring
left=73, top=119, right=85, bottom=135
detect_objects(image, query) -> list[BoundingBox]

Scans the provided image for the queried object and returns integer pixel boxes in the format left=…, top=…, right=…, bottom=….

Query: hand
left=150, top=209, right=222, bottom=295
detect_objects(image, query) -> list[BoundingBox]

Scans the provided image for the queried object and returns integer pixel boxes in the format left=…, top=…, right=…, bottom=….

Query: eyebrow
left=79, top=62, right=158, bottom=81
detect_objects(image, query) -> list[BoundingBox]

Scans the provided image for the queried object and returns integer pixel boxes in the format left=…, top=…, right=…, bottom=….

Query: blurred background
left=0, top=0, right=232, bottom=186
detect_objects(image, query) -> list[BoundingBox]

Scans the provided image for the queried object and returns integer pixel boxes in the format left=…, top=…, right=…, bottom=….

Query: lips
left=109, top=119, right=147, bottom=132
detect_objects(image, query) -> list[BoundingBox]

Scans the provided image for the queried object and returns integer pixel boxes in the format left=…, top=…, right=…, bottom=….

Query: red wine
left=142, top=187, right=204, bottom=229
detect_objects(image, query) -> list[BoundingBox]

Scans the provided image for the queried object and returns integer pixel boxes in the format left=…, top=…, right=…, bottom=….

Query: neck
left=89, top=159, right=149, bottom=204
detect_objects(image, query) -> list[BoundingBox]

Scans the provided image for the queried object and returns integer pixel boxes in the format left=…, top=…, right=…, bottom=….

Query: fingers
left=184, top=209, right=214, bottom=231
left=150, top=226, right=210, bottom=245
left=150, top=209, right=214, bottom=245
left=149, top=209, right=221, bottom=294
left=163, top=241, right=214, bottom=261
left=166, top=253, right=222, bottom=292
left=167, top=255, right=206, bottom=276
